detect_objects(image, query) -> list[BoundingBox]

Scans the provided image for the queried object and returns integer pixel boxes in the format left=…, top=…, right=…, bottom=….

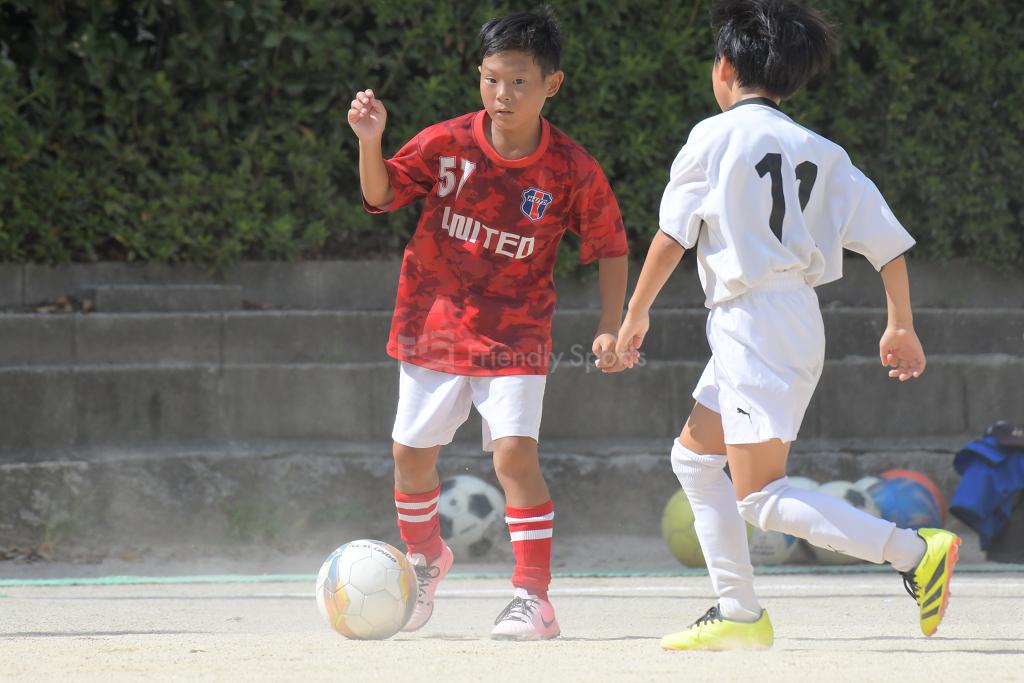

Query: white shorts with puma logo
left=692, top=273, right=825, bottom=444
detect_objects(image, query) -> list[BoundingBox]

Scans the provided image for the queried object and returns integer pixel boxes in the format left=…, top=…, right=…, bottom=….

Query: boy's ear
left=545, top=70, right=564, bottom=98
left=715, top=56, right=736, bottom=84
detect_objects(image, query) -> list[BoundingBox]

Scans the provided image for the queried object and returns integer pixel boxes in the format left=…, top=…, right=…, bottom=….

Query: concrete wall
left=1, top=356, right=1021, bottom=461
left=3, top=257, right=1023, bottom=311
left=1, top=308, right=1020, bottom=367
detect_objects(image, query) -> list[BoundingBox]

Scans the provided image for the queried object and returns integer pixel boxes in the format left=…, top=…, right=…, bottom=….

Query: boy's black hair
left=711, top=0, right=836, bottom=98
left=478, top=6, right=562, bottom=75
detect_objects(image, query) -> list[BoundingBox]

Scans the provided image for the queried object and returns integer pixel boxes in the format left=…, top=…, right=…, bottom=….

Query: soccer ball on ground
left=868, top=477, right=943, bottom=529
left=439, top=474, right=505, bottom=558
left=880, top=468, right=946, bottom=523
left=315, top=539, right=416, bottom=639
left=809, top=480, right=883, bottom=565
left=748, top=526, right=801, bottom=565
left=662, top=490, right=704, bottom=567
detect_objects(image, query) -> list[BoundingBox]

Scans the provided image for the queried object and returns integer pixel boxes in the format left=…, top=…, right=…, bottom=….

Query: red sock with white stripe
left=394, top=485, right=443, bottom=562
left=506, top=500, right=554, bottom=600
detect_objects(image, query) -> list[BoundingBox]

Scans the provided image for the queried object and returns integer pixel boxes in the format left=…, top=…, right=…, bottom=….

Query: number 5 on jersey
left=755, top=153, right=818, bottom=241
left=437, top=156, right=477, bottom=199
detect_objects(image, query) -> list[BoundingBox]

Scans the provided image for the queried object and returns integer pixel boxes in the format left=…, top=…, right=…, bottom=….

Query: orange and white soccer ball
left=315, top=539, right=417, bottom=639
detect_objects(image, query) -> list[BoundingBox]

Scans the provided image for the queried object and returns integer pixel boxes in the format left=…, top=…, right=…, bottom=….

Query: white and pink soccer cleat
left=402, top=543, right=454, bottom=631
left=490, top=588, right=560, bottom=640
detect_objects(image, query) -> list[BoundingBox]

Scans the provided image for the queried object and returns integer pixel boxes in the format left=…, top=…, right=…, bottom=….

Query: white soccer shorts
left=693, top=274, right=825, bottom=444
left=392, top=362, right=546, bottom=451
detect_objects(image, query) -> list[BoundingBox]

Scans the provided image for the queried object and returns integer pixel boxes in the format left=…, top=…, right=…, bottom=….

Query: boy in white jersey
left=616, top=0, right=960, bottom=650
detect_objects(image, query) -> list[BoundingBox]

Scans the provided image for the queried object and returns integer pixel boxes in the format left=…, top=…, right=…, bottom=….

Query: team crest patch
left=521, top=188, right=553, bottom=222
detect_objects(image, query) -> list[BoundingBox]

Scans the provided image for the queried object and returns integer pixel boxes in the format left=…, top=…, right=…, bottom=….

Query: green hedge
left=1, top=1, right=1021, bottom=270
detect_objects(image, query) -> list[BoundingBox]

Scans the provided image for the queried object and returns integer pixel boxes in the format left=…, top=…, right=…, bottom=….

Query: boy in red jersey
left=348, top=8, right=629, bottom=640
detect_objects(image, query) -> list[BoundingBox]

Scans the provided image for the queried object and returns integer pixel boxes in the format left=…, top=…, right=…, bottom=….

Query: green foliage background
left=1, top=1, right=1021, bottom=269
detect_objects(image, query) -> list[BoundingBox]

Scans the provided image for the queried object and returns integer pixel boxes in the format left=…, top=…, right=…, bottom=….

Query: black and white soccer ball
left=438, top=474, right=505, bottom=558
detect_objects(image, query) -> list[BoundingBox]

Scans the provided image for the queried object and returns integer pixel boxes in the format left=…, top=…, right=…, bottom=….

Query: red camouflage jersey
left=365, top=110, right=628, bottom=376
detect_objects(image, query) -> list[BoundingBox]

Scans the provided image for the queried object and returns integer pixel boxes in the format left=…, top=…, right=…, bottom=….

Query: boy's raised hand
left=879, top=326, right=926, bottom=381
left=348, top=89, right=387, bottom=141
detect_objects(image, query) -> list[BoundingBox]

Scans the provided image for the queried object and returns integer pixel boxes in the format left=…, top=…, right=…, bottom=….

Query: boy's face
left=479, top=51, right=563, bottom=134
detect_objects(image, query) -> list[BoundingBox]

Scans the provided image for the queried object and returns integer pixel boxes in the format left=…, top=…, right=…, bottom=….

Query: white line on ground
left=240, top=580, right=1024, bottom=600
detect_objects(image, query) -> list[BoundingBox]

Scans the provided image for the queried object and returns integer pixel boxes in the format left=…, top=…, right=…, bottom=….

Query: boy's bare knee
left=679, top=403, right=726, bottom=456
left=726, top=439, right=789, bottom=500
left=392, top=442, right=439, bottom=483
left=393, top=442, right=423, bottom=465
left=491, top=437, right=540, bottom=480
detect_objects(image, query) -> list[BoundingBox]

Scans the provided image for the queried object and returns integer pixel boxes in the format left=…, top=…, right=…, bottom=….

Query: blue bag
left=951, top=434, right=1024, bottom=552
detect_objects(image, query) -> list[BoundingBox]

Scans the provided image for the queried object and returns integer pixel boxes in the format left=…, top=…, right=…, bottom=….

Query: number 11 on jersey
left=755, top=153, right=818, bottom=242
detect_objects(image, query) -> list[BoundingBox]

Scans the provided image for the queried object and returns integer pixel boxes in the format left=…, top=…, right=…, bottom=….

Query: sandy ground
left=2, top=568, right=1022, bottom=683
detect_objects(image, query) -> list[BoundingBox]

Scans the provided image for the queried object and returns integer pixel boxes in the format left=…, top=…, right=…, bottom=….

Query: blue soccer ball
left=868, top=477, right=943, bottom=529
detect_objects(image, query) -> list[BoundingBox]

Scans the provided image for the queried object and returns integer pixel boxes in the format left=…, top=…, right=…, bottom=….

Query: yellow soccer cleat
left=901, top=528, right=961, bottom=636
left=660, top=605, right=773, bottom=651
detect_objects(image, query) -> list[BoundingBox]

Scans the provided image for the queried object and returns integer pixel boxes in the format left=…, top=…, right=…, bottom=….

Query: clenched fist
left=348, top=89, right=387, bottom=141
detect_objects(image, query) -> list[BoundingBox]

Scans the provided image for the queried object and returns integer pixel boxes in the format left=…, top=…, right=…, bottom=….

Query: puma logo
left=736, top=407, right=752, bottom=421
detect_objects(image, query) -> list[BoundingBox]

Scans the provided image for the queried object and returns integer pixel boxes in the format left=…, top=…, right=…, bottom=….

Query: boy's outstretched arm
left=878, top=255, right=926, bottom=381
left=348, top=89, right=395, bottom=208
left=615, top=231, right=686, bottom=369
left=593, top=255, right=629, bottom=373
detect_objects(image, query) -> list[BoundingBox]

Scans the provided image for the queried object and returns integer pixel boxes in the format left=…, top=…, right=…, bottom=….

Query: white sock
left=883, top=529, right=927, bottom=573
left=738, top=477, right=898, bottom=564
left=671, top=440, right=761, bottom=623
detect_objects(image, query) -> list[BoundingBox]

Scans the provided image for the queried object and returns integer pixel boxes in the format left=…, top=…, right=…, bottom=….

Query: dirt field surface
left=2, top=568, right=1022, bottom=683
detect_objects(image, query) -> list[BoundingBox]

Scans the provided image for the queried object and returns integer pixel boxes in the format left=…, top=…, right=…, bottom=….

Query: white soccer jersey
left=660, top=98, right=915, bottom=307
